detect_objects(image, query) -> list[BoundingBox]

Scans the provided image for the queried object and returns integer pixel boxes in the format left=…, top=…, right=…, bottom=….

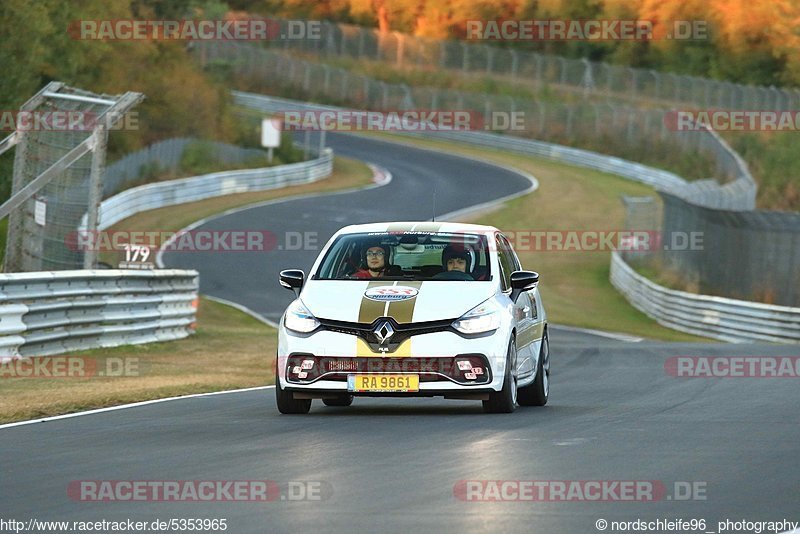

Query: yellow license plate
left=348, top=374, right=419, bottom=392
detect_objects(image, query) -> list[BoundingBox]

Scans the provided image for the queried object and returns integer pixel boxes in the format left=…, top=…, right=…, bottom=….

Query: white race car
left=276, top=222, right=549, bottom=414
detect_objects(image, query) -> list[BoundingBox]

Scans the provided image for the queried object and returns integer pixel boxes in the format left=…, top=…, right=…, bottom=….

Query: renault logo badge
left=374, top=321, right=395, bottom=346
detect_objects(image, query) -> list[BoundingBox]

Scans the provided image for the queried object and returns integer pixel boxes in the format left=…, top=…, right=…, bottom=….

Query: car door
left=497, top=233, right=539, bottom=381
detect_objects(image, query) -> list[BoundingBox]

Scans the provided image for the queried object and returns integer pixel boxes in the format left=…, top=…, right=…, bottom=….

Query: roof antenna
left=432, top=185, right=436, bottom=222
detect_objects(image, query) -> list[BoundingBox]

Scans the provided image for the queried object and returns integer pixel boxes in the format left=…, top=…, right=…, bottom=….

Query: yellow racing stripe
left=358, top=281, right=395, bottom=323
left=355, top=281, right=423, bottom=357
left=385, top=281, right=423, bottom=324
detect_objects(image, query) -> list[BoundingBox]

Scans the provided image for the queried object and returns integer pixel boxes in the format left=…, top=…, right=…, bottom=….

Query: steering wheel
left=431, top=270, right=474, bottom=281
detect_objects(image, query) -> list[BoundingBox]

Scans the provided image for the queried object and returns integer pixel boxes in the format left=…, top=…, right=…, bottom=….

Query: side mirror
left=510, top=271, right=539, bottom=302
left=279, top=269, right=305, bottom=298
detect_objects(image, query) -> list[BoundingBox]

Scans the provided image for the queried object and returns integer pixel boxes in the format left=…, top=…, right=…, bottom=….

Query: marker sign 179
left=119, top=244, right=154, bottom=269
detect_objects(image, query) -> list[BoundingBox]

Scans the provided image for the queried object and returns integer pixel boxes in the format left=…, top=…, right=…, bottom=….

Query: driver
left=352, top=242, right=391, bottom=278
left=442, top=244, right=475, bottom=276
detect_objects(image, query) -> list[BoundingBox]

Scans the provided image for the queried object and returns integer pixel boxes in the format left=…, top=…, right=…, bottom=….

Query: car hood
left=300, top=280, right=497, bottom=324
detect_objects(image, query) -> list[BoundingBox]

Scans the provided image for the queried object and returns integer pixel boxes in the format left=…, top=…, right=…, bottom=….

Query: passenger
left=442, top=244, right=476, bottom=277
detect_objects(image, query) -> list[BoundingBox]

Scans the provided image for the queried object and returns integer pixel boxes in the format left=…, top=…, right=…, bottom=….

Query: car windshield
left=314, top=231, right=493, bottom=281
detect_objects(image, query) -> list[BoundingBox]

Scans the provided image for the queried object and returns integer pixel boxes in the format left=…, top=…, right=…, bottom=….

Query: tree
left=0, top=0, right=53, bottom=110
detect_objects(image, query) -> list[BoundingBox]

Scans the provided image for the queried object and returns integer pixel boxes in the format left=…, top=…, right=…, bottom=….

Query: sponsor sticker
left=364, top=286, right=419, bottom=302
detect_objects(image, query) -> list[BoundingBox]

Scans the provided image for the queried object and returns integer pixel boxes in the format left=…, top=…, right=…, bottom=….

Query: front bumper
left=286, top=387, right=495, bottom=400
left=277, top=326, right=510, bottom=394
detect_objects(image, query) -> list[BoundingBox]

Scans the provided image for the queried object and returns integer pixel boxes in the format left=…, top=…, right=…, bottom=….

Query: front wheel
left=275, top=359, right=311, bottom=414
left=518, top=328, right=549, bottom=406
left=483, top=341, right=517, bottom=414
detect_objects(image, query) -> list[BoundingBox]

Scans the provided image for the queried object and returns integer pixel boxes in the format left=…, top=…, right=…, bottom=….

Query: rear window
left=314, top=232, right=492, bottom=281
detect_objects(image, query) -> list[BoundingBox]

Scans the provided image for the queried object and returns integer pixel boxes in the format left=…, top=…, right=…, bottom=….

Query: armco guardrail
left=610, top=252, right=800, bottom=344
left=104, top=137, right=273, bottom=197
left=232, top=92, right=755, bottom=210
left=83, top=148, right=333, bottom=231
left=0, top=270, right=199, bottom=360
left=7, top=148, right=333, bottom=360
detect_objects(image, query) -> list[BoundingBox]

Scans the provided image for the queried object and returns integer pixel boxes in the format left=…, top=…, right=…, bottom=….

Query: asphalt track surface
left=166, top=132, right=534, bottom=323
left=3, top=133, right=799, bottom=534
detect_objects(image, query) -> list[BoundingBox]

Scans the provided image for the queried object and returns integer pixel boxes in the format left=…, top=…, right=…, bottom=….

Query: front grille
left=317, top=317, right=455, bottom=353
left=284, top=354, right=492, bottom=386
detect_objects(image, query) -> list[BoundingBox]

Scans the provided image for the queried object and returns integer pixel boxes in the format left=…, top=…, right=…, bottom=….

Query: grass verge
left=0, top=297, right=275, bottom=424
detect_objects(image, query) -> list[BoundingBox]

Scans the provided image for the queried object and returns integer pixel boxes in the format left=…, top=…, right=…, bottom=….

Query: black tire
left=275, top=359, right=311, bottom=414
left=518, top=328, right=549, bottom=406
left=483, top=340, right=517, bottom=414
left=322, top=395, right=354, bottom=407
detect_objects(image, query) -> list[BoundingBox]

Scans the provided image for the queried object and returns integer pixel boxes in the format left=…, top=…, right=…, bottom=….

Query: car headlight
left=284, top=299, right=320, bottom=333
left=452, top=299, right=501, bottom=334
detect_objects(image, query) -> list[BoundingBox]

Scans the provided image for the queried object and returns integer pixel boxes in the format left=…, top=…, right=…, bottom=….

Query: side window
left=499, top=235, right=521, bottom=271
left=495, top=235, right=513, bottom=291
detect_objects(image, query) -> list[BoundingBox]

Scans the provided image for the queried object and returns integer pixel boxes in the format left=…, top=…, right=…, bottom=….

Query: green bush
left=179, top=141, right=218, bottom=176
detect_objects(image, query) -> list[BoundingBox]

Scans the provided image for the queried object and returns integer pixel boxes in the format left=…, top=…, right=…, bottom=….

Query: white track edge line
left=549, top=323, right=644, bottom=343
left=0, top=386, right=276, bottom=430
left=203, top=295, right=280, bottom=329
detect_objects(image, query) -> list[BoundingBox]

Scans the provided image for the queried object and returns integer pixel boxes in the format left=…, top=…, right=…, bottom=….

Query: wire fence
left=268, top=20, right=800, bottom=111
left=104, top=138, right=271, bottom=197
left=12, top=101, right=95, bottom=272
left=658, top=193, right=800, bottom=306
left=0, top=83, right=142, bottom=273
left=619, top=193, right=800, bottom=307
